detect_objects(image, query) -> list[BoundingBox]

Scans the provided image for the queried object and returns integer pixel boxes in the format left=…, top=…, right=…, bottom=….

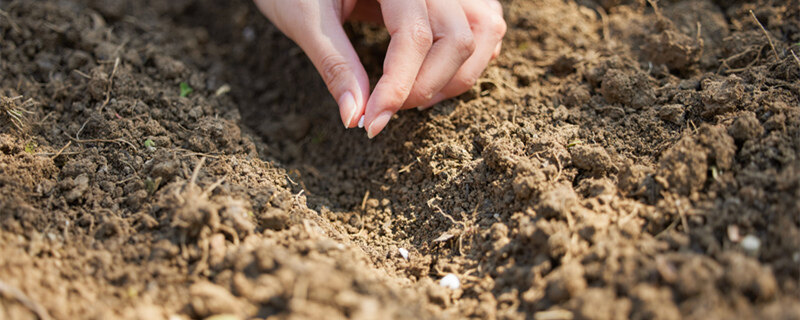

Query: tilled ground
left=0, top=0, right=799, bottom=319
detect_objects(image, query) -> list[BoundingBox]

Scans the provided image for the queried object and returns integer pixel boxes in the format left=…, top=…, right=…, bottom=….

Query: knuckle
left=490, top=15, right=507, bottom=39
left=408, top=20, right=434, bottom=51
left=318, top=54, right=350, bottom=88
left=452, top=32, right=476, bottom=59
left=382, top=80, right=414, bottom=107
left=413, top=84, right=437, bottom=102
left=453, top=73, right=479, bottom=93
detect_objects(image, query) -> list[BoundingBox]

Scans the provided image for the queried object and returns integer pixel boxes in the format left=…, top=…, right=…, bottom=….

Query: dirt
left=0, top=0, right=799, bottom=319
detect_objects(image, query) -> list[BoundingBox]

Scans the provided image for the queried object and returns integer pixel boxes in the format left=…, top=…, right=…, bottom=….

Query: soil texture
left=1, top=0, right=799, bottom=319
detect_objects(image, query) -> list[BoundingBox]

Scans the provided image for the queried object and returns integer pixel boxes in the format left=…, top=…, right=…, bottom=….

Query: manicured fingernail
left=367, top=111, right=393, bottom=139
left=339, top=91, right=357, bottom=128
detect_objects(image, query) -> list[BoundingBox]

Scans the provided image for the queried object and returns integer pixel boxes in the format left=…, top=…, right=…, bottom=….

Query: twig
left=791, top=50, right=800, bottom=71
left=360, top=190, right=370, bottom=211
left=427, top=197, right=460, bottom=226
left=724, top=48, right=763, bottom=73
left=174, top=148, right=221, bottom=159
left=0, top=280, right=52, bottom=320
left=50, top=141, right=72, bottom=160
left=114, top=175, right=138, bottom=185
left=750, top=10, right=780, bottom=61
left=64, top=133, right=138, bottom=152
left=72, top=70, right=91, bottom=79
left=190, top=157, right=206, bottom=186
left=100, top=57, right=120, bottom=113
left=676, top=198, right=690, bottom=233
left=688, top=119, right=698, bottom=134
left=35, top=151, right=82, bottom=157
left=398, top=158, right=418, bottom=173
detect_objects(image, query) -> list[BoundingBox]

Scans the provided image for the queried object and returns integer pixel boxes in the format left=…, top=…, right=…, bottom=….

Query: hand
left=253, top=0, right=506, bottom=138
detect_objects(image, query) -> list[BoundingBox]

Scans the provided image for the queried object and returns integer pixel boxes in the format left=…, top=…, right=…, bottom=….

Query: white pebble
left=357, top=115, right=365, bottom=128
left=243, top=26, right=256, bottom=42
left=398, top=248, right=409, bottom=260
left=439, top=273, right=460, bottom=290
left=741, top=234, right=761, bottom=253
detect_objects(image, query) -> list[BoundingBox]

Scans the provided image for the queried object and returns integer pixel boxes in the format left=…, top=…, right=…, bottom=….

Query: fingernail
left=339, top=91, right=358, bottom=128
left=367, top=111, right=393, bottom=139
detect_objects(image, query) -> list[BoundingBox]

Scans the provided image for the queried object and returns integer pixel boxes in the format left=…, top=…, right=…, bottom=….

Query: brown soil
left=1, top=0, right=799, bottom=319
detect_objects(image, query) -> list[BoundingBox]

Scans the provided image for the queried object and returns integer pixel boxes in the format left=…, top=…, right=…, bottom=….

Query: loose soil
left=1, top=0, right=799, bottom=319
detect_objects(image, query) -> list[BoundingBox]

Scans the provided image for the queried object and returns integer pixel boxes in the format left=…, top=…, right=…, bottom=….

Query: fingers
left=488, top=0, right=504, bottom=59
left=254, top=0, right=506, bottom=136
left=364, top=0, right=432, bottom=138
left=308, top=30, right=371, bottom=129
left=307, top=4, right=371, bottom=128
left=254, top=0, right=370, bottom=128
left=421, top=0, right=506, bottom=109
left=400, top=0, right=475, bottom=109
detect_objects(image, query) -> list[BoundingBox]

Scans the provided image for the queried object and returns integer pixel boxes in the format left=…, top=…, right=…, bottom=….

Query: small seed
left=439, top=273, right=460, bottom=290
left=741, top=234, right=760, bottom=254
left=398, top=248, right=409, bottom=260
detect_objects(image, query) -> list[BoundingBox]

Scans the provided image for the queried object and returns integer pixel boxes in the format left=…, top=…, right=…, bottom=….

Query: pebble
left=741, top=234, right=761, bottom=253
left=398, top=248, right=409, bottom=260
left=727, top=225, right=741, bottom=242
left=358, top=115, right=365, bottom=128
left=439, top=273, right=460, bottom=290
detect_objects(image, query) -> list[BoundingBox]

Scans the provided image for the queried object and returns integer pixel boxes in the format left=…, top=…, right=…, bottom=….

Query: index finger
left=364, top=0, right=432, bottom=138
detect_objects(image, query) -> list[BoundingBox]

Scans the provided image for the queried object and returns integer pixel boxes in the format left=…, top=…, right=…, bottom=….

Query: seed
left=439, top=273, right=460, bottom=290
left=358, top=115, right=365, bottom=128
left=740, top=234, right=760, bottom=254
left=398, top=248, right=409, bottom=260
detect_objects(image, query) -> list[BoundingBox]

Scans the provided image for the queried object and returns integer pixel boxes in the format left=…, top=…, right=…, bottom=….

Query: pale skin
left=253, top=0, right=506, bottom=138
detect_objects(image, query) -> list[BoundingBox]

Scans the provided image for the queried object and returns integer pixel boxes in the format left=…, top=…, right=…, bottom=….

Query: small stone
left=398, top=248, right=409, bottom=260
left=439, top=274, right=460, bottom=290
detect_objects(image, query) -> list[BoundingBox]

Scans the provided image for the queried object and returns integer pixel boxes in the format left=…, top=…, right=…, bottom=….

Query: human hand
left=253, top=0, right=506, bottom=138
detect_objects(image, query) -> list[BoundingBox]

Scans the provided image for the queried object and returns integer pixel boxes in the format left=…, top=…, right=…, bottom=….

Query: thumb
left=294, top=6, right=370, bottom=128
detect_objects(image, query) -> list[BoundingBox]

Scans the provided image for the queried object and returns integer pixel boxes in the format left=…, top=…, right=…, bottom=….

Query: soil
left=1, top=0, right=799, bottom=319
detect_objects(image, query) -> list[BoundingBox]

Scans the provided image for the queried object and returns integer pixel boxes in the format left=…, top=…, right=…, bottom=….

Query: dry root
left=1, top=95, right=35, bottom=130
